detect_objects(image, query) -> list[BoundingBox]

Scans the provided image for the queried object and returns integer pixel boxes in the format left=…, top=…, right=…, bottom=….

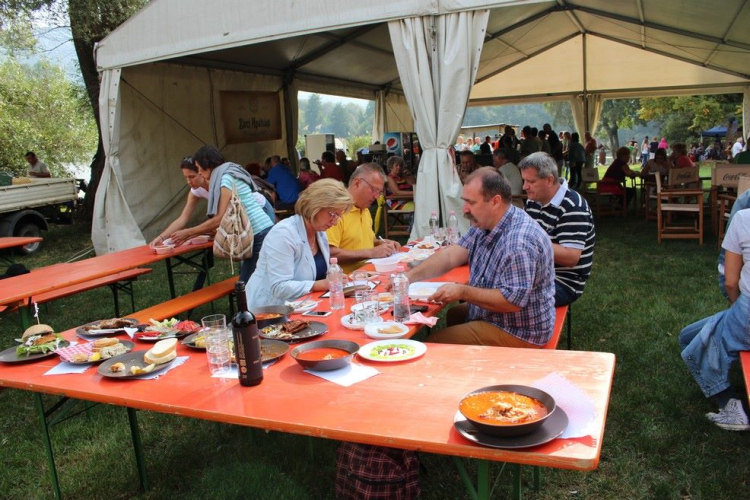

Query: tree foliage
left=597, top=98, right=643, bottom=153
left=638, top=95, right=742, bottom=144
left=0, top=56, right=97, bottom=176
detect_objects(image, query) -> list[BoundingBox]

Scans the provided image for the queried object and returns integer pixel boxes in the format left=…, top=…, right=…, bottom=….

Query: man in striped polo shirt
left=519, top=152, right=595, bottom=306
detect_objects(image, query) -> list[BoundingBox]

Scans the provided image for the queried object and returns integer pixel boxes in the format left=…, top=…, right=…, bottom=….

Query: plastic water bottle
left=447, top=210, right=459, bottom=245
left=429, top=211, right=439, bottom=236
left=391, top=265, right=411, bottom=323
left=327, top=257, right=345, bottom=310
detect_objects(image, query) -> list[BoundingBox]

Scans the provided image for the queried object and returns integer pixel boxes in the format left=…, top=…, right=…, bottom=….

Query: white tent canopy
left=94, top=0, right=750, bottom=253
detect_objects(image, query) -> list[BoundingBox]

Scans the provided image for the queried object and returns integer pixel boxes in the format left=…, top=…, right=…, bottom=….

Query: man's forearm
left=461, top=285, right=521, bottom=313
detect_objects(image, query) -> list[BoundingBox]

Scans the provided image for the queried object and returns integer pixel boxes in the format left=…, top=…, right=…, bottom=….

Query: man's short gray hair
left=518, top=152, right=559, bottom=182
left=350, top=162, right=386, bottom=183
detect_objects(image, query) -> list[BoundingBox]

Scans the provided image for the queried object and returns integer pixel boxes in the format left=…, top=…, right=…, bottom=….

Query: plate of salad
left=357, top=339, right=426, bottom=363
left=133, top=318, right=200, bottom=341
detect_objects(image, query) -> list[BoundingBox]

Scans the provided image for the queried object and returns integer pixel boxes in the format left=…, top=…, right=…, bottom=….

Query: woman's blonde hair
left=295, top=179, right=353, bottom=220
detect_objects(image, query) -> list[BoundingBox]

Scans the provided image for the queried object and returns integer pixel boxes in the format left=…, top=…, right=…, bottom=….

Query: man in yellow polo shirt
left=327, top=163, right=401, bottom=273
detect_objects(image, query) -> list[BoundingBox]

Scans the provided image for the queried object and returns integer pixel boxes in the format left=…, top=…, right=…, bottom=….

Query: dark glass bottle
left=232, top=281, right=263, bottom=386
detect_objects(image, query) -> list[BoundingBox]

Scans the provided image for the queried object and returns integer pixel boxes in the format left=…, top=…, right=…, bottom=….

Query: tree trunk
left=69, top=0, right=104, bottom=220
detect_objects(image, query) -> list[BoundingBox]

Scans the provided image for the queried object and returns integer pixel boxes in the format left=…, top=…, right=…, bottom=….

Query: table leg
left=127, top=408, right=149, bottom=491
left=166, top=257, right=176, bottom=299
left=511, top=463, right=522, bottom=500
left=451, top=456, right=479, bottom=500
left=34, top=393, right=62, bottom=500
left=19, top=305, right=33, bottom=331
left=477, top=460, right=490, bottom=500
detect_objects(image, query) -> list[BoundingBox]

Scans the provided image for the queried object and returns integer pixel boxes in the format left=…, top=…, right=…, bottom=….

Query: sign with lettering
left=220, top=91, right=281, bottom=144
left=711, top=164, right=750, bottom=188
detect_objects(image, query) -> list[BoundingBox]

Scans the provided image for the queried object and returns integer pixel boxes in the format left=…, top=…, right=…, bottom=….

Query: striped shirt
left=525, top=180, right=595, bottom=298
left=459, top=205, right=555, bottom=345
left=221, top=174, right=273, bottom=234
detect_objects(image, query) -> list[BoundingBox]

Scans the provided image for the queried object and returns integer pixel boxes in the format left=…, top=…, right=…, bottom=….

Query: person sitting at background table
left=297, top=157, right=319, bottom=190
left=385, top=156, right=415, bottom=211
left=327, top=163, right=401, bottom=273
left=670, top=143, right=694, bottom=168
left=601, top=146, right=638, bottom=207
left=641, top=148, right=673, bottom=177
left=402, top=167, right=554, bottom=348
left=169, top=145, right=274, bottom=283
left=149, top=156, right=209, bottom=248
left=246, top=179, right=353, bottom=308
left=679, top=208, right=750, bottom=431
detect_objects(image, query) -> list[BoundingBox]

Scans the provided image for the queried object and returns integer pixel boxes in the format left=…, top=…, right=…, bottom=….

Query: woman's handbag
left=213, top=183, right=254, bottom=265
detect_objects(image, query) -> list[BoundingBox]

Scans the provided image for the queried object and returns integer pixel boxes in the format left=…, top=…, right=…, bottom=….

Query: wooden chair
left=383, top=194, right=415, bottom=238
left=580, top=168, right=627, bottom=218
left=655, top=167, right=704, bottom=245
left=709, top=163, right=750, bottom=234
left=717, top=176, right=750, bottom=248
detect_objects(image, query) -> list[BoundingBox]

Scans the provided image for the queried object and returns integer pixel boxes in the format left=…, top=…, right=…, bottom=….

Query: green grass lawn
left=1, top=209, right=749, bottom=499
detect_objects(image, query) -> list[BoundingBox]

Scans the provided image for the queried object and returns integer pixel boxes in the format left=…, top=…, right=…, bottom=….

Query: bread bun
left=22, top=324, right=54, bottom=340
left=144, top=349, right=177, bottom=365
left=93, top=337, right=118, bottom=348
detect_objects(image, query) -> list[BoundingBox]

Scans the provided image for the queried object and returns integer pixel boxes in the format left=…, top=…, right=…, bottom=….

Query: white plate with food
left=363, top=321, right=410, bottom=340
left=357, top=339, right=426, bottom=362
left=285, top=299, right=319, bottom=314
left=408, top=282, right=452, bottom=302
left=340, top=314, right=383, bottom=331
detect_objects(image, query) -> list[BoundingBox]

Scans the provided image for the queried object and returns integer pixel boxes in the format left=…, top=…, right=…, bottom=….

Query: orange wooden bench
left=741, top=352, right=750, bottom=408
left=130, top=276, right=238, bottom=322
left=1, top=268, right=152, bottom=318
left=542, top=305, right=569, bottom=350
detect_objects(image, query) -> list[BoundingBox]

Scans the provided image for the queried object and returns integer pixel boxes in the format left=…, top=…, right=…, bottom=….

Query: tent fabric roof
left=97, top=0, right=750, bottom=101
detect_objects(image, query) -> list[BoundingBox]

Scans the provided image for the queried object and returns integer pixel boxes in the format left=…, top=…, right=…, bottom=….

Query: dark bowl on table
left=458, top=384, right=556, bottom=437
left=252, top=305, right=294, bottom=328
left=290, top=340, right=359, bottom=371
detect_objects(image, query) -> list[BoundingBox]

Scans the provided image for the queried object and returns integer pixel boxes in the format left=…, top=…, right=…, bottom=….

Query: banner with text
left=220, top=91, right=282, bottom=144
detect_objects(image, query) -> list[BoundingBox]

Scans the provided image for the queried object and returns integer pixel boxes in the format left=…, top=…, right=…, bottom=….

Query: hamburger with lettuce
left=17, top=324, right=64, bottom=356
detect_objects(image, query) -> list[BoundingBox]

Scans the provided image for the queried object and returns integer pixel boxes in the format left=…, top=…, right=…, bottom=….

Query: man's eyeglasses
left=360, top=177, right=383, bottom=196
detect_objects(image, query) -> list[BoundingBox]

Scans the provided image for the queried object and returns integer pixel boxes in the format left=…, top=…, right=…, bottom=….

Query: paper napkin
left=136, top=355, right=189, bottom=380
left=404, top=312, right=438, bottom=327
left=211, top=359, right=279, bottom=379
left=44, top=361, right=90, bottom=375
left=304, top=362, right=380, bottom=387
left=531, top=372, right=596, bottom=439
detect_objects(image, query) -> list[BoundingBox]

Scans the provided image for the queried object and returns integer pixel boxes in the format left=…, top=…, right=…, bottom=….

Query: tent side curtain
left=373, top=90, right=414, bottom=142
left=744, top=86, right=750, bottom=142
left=389, top=10, right=489, bottom=239
left=92, top=68, right=146, bottom=255
left=97, top=62, right=292, bottom=249
left=570, top=94, right=603, bottom=138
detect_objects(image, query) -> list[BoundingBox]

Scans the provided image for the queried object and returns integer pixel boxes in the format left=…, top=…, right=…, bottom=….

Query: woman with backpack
left=169, top=145, right=274, bottom=282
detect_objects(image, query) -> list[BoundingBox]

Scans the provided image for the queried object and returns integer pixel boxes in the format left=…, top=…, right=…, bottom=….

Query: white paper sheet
left=44, top=361, right=90, bottom=375
left=531, top=372, right=596, bottom=439
left=211, top=360, right=278, bottom=379
left=304, top=363, right=380, bottom=387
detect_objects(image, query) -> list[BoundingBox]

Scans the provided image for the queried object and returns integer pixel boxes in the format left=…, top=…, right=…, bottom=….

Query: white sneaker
left=706, top=399, right=750, bottom=431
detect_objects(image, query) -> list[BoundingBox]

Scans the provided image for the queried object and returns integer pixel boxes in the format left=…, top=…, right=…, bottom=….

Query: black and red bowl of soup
left=291, top=340, right=359, bottom=371
left=458, top=385, right=556, bottom=437
left=252, top=305, right=294, bottom=328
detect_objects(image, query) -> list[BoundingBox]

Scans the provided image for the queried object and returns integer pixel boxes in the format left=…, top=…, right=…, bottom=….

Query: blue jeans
left=554, top=281, right=579, bottom=307
left=679, top=293, right=750, bottom=398
left=240, top=226, right=271, bottom=284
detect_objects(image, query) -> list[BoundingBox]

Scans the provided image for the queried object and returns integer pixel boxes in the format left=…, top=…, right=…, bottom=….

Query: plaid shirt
left=459, top=205, right=555, bottom=345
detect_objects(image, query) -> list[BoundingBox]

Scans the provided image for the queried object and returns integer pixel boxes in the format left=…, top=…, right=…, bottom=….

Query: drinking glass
left=201, top=314, right=232, bottom=376
left=433, top=227, right=447, bottom=247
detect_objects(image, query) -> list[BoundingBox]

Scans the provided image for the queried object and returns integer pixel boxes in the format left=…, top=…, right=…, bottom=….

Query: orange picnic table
left=0, top=241, right=214, bottom=328
left=0, top=264, right=614, bottom=500
left=0, top=236, right=43, bottom=266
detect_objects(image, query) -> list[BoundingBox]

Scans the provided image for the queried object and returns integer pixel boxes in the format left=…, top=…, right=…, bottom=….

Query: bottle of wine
left=232, top=281, right=263, bottom=386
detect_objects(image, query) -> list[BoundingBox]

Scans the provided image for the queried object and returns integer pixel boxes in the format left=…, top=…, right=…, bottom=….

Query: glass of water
left=433, top=227, right=447, bottom=247
left=201, top=314, right=232, bottom=376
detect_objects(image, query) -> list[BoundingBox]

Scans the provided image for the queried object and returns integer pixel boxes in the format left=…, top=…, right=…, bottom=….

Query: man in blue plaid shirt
left=405, top=167, right=555, bottom=347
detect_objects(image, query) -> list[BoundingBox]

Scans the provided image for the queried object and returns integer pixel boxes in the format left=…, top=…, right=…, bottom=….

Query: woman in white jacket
left=246, top=179, right=353, bottom=308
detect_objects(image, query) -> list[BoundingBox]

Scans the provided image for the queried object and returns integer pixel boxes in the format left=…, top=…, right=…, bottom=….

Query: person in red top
left=601, top=147, right=638, bottom=206
left=671, top=143, right=694, bottom=168
left=317, top=151, right=344, bottom=182
left=297, top=157, right=319, bottom=190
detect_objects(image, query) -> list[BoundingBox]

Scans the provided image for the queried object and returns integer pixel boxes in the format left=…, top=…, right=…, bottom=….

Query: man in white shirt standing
left=25, top=151, right=51, bottom=178
left=731, top=136, right=745, bottom=159
left=492, top=148, right=523, bottom=206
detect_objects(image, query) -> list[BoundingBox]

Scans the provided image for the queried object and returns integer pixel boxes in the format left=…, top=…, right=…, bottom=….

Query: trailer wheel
left=16, top=223, right=42, bottom=255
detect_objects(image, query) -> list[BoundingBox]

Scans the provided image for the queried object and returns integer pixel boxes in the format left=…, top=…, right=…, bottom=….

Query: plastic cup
left=202, top=315, right=232, bottom=376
